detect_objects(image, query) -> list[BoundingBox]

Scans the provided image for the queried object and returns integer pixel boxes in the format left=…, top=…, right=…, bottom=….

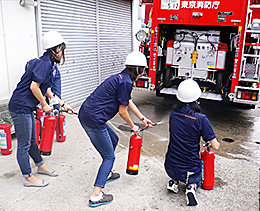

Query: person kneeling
left=164, top=79, right=220, bottom=206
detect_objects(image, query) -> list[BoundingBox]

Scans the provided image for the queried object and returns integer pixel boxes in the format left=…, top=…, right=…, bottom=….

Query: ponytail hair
left=126, top=67, right=138, bottom=81
left=174, top=100, right=201, bottom=113
left=48, top=43, right=66, bottom=65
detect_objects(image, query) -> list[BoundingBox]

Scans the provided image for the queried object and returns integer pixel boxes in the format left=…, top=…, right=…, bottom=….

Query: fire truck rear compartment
left=156, top=24, right=237, bottom=98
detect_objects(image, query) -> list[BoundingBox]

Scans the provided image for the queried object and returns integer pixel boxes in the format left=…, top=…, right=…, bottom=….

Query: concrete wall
left=0, top=0, right=38, bottom=101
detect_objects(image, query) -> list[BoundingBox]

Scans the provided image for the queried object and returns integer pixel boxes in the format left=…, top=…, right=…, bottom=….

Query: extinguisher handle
left=203, top=141, right=211, bottom=152
left=53, top=109, right=59, bottom=116
left=0, top=119, right=6, bottom=125
left=204, top=142, right=210, bottom=147
left=130, top=125, right=149, bottom=133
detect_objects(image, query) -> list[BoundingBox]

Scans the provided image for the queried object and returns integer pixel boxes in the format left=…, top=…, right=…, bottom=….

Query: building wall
left=0, top=0, right=141, bottom=105
left=0, top=0, right=38, bottom=101
left=38, top=0, right=133, bottom=107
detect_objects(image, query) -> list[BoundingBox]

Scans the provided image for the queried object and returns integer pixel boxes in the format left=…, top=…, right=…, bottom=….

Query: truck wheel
left=215, top=71, right=223, bottom=94
left=244, top=104, right=256, bottom=109
left=164, top=67, right=173, bottom=88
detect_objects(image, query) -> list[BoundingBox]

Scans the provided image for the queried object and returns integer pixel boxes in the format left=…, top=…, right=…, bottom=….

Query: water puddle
left=222, top=138, right=235, bottom=143
left=0, top=171, right=17, bottom=179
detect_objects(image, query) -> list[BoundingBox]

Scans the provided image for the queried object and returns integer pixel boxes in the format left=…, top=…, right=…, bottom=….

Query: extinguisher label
left=40, top=116, right=45, bottom=127
left=0, top=130, right=7, bottom=149
left=63, top=122, right=66, bottom=136
left=201, top=160, right=204, bottom=181
left=129, top=165, right=139, bottom=170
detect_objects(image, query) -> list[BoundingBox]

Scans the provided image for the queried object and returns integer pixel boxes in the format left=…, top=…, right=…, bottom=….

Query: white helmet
left=42, top=31, right=65, bottom=50
left=176, top=79, right=201, bottom=103
left=125, top=51, right=147, bottom=67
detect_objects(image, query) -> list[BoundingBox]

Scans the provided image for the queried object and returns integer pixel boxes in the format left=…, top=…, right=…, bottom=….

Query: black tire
left=215, top=71, right=223, bottom=94
left=242, top=104, right=256, bottom=109
left=164, top=67, right=173, bottom=88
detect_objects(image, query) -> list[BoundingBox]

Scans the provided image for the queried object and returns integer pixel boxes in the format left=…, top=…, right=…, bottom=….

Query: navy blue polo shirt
left=51, top=63, right=61, bottom=98
left=165, top=105, right=216, bottom=174
left=9, top=52, right=53, bottom=113
left=79, top=69, right=133, bottom=128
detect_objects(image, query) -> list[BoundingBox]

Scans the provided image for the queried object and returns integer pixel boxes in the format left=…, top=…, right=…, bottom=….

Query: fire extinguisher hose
left=61, top=110, right=78, bottom=115
left=130, top=121, right=162, bottom=133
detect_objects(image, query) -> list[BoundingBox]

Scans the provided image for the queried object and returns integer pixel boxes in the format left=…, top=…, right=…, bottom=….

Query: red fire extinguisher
left=201, top=143, right=215, bottom=190
left=126, top=133, right=143, bottom=175
left=126, top=122, right=160, bottom=175
left=35, top=118, right=41, bottom=146
left=56, top=112, right=66, bottom=142
left=126, top=125, right=151, bottom=175
left=37, top=108, right=45, bottom=129
left=0, top=121, right=12, bottom=156
left=39, top=113, right=56, bottom=155
left=37, top=108, right=44, bottom=120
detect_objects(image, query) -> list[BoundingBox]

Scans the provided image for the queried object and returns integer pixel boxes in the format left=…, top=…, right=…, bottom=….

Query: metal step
left=160, top=88, right=223, bottom=101
left=239, top=78, right=259, bottom=82
left=243, top=54, right=260, bottom=57
left=246, top=29, right=260, bottom=33
left=249, top=5, right=260, bottom=9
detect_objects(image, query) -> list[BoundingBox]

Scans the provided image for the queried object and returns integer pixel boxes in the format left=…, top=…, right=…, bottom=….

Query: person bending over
left=78, top=51, right=154, bottom=207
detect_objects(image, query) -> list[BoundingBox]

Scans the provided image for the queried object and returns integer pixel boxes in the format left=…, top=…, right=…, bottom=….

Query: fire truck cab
left=137, top=0, right=260, bottom=107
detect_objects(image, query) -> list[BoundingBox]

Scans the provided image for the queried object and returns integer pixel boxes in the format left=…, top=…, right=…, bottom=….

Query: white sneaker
left=186, top=185, right=198, bottom=206
left=167, top=180, right=179, bottom=194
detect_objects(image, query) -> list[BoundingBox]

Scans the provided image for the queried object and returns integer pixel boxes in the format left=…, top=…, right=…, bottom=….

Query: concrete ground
left=0, top=104, right=259, bottom=211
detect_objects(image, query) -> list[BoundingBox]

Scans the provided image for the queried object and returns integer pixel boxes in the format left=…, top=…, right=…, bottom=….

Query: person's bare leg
left=92, top=186, right=102, bottom=196
left=38, top=163, right=53, bottom=173
left=25, top=175, right=43, bottom=183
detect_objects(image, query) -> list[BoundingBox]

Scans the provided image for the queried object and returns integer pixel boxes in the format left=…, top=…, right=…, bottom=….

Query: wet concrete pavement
left=0, top=89, right=259, bottom=210
left=109, top=89, right=260, bottom=210
left=111, top=90, right=260, bottom=166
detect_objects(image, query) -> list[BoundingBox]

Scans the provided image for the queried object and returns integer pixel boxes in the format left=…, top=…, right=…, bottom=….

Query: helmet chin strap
left=136, top=67, right=144, bottom=76
left=50, top=44, right=64, bottom=62
left=50, top=50, right=61, bottom=64
left=136, top=67, right=139, bottom=75
left=51, top=49, right=59, bottom=58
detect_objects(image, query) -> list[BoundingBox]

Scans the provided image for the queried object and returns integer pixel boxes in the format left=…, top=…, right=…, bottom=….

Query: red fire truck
left=136, top=0, right=260, bottom=107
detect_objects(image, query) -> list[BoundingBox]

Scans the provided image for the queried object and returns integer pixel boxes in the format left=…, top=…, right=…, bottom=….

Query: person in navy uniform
left=78, top=51, right=154, bottom=207
left=165, top=79, right=220, bottom=206
left=8, top=31, right=73, bottom=187
left=46, top=63, right=62, bottom=110
left=51, top=63, right=61, bottom=103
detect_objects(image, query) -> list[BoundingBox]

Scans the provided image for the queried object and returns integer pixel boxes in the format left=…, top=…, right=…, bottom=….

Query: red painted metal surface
left=35, top=119, right=41, bottom=146
left=201, top=148, right=215, bottom=190
left=40, top=115, right=56, bottom=156
left=148, top=0, right=249, bottom=89
left=126, top=134, right=143, bottom=175
left=56, top=114, right=66, bottom=143
left=0, top=123, right=12, bottom=156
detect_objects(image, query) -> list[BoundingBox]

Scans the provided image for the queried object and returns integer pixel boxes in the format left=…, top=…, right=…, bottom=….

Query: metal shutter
left=98, top=0, right=132, bottom=82
left=39, top=0, right=132, bottom=107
